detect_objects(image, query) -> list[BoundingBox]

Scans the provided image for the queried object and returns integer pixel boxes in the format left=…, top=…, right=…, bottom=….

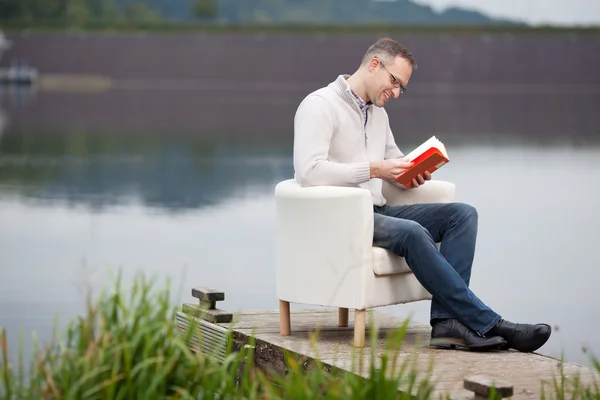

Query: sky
left=410, top=0, right=600, bottom=26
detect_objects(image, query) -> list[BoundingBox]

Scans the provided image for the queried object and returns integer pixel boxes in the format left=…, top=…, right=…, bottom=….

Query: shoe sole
left=430, top=337, right=506, bottom=351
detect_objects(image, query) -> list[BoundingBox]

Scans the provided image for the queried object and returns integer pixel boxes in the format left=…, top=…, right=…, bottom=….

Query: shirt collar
left=344, top=75, right=371, bottom=112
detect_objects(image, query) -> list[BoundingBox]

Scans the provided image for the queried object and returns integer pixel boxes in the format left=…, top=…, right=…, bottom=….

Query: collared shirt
left=342, top=75, right=371, bottom=127
left=349, top=88, right=371, bottom=128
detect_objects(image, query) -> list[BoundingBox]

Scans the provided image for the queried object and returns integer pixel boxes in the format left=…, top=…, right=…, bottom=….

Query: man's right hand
left=370, top=158, right=413, bottom=181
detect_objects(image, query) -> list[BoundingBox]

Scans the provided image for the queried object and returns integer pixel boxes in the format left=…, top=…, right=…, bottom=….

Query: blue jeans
left=373, top=202, right=501, bottom=336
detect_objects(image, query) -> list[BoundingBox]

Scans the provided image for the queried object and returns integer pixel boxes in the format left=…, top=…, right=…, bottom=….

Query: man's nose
left=392, top=87, right=400, bottom=98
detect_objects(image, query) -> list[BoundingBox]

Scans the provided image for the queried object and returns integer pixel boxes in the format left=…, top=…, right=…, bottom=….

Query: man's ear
left=367, top=58, right=379, bottom=73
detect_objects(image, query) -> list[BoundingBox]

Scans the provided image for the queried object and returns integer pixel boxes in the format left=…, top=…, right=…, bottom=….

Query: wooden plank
left=183, top=303, right=233, bottom=323
left=234, top=308, right=336, bottom=315
left=231, top=308, right=413, bottom=333
left=213, top=309, right=600, bottom=400
left=191, top=287, right=225, bottom=302
left=464, top=375, right=513, bottom=397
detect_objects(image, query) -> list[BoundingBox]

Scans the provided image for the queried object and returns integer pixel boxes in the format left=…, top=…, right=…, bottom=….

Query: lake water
left=1, top=87, right=599, bottom=370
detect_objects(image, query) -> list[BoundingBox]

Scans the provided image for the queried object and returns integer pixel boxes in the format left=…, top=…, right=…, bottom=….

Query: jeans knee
left=451, top=203, right=478, bottom=235
left=455, top=203, right=478, bottom=224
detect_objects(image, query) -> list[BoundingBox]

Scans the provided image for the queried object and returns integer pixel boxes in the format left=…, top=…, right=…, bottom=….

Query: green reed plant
left=540, top=351, right=600, bottom=400
left=1, top=268, right=599, bottom=400
left=0, top=270, right=250, bottom=400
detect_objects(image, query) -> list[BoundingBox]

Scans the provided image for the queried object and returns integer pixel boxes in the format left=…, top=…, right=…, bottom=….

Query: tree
left=66, top=0, right=91, bottom=26
left=35, top=0, right=66, bottom=19
left=0, top=0, right=22, bottom=19
left=192, top=0, right=217, bottom=20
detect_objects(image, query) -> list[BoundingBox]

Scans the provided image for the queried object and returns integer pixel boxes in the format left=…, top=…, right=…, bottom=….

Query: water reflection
left=0, top=129, right=292, bottom=211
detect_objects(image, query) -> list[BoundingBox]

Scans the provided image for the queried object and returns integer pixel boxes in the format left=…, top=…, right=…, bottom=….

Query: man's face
left=367, top=56, right=412, bottom=107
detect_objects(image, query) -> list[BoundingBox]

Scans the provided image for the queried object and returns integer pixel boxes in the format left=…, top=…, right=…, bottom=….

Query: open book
left=394, top=136, right=450, bottom=189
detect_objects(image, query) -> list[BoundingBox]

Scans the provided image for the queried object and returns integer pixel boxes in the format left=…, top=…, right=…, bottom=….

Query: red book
left=394, top=136, right=450, bottom=189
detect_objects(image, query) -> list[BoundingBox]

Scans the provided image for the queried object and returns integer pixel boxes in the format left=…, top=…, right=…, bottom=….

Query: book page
left=405, top=136, right=447, bottom=161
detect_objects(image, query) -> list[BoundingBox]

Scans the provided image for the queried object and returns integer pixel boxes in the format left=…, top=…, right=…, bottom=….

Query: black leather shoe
left=430, top=319, right=507, bottom=351
left=487, top=319, right=551, bottom=353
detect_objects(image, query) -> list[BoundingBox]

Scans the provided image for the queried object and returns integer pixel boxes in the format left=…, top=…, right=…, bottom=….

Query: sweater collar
left=329, top=74, right=372, bottom=110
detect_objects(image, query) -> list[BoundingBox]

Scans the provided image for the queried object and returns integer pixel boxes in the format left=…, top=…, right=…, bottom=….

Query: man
left=292, top=37, right=551, bottom=352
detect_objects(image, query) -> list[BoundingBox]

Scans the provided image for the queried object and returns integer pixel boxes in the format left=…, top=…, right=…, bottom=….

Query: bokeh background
left=1, top=0, right=599, bottom=368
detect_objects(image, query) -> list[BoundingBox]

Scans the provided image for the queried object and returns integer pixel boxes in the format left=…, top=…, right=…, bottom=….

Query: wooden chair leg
left=354, top=309, right=366, bottom=347
left=279, top=300, right=290, bottom=336
left=338, top=307, right=349, bottom=327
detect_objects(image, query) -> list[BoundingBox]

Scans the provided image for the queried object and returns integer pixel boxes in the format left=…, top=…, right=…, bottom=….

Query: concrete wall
left=1, top=32, right=599, bottom=140
left=3, top=32, right=599, bottom=84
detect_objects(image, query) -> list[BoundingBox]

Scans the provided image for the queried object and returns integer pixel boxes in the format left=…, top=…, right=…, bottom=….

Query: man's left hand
left=411, top=171, right=432, bottom=188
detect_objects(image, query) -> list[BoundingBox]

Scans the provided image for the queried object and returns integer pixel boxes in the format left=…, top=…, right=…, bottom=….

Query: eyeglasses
left=377, top=58, right=407, bottom=94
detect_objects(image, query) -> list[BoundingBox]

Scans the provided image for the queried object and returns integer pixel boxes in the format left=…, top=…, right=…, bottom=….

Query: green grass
left=1, top=270, right=599, bottom=399
left=540, top=355, right=600, bottom=400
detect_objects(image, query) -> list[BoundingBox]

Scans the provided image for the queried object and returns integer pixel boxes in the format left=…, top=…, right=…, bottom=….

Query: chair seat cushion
left=372, top=247, right=412, bottom=276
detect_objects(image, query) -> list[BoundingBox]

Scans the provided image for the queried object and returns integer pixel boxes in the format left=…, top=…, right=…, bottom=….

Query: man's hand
left=370, top=157, right=432, bottom=188
left=410, top=170, right=432, bottom=188
left=370, top=158, right=413, bottom=181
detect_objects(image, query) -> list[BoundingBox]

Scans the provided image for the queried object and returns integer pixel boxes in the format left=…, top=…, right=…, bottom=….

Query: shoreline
left=2, top=22, right=600, bottom=35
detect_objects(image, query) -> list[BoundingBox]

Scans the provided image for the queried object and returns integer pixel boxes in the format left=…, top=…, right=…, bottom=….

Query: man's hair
left=361, top=37, right=417, bottom=70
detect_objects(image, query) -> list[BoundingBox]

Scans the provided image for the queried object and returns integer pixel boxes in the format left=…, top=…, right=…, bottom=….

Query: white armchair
left=274, top=178, right=456, bottom=347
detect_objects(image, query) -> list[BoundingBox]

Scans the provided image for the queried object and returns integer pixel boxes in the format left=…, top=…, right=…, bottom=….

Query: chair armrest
left=274, top=179, right=374, bottom=308
left=382, top=180, right=456, bottom=206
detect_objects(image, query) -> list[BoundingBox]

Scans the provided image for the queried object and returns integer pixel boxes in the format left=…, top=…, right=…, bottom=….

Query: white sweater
left=293, top=74, right=404, bottom=206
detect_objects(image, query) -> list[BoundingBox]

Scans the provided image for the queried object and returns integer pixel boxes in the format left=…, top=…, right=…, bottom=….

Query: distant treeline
left=0, top=0, right=521, bottom=28
left=0, top=0, right=164, bottom=25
